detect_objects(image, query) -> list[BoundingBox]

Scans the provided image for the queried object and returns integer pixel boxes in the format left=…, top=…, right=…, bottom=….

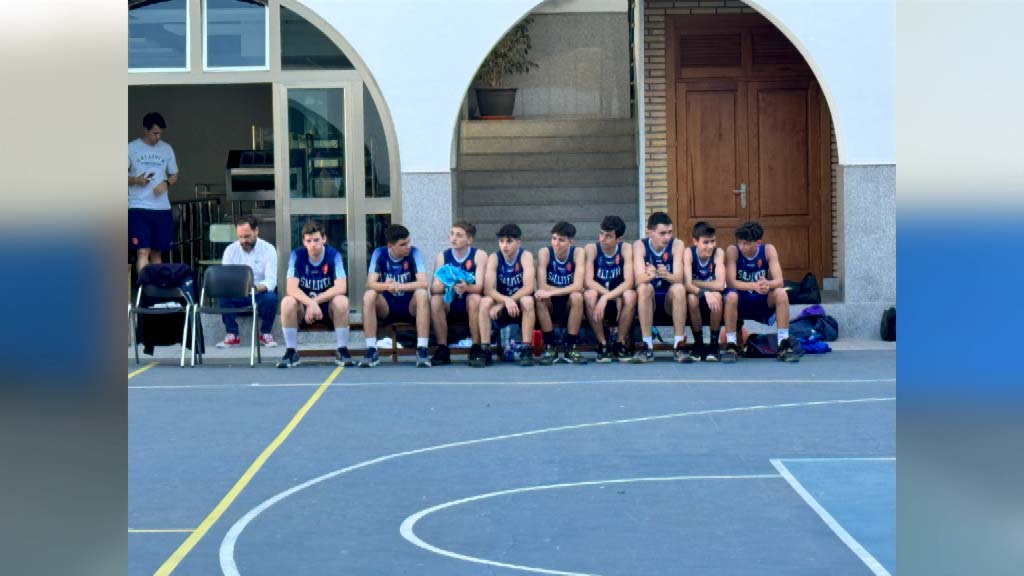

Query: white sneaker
left=259, top=333, right=277, bottom=347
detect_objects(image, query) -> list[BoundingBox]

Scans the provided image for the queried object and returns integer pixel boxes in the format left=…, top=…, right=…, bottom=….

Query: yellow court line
left=129, top=529, right=194, bottom=534
left=154, top=366, right=343, bottom=575
left=128, top=362, right=158, bottom=379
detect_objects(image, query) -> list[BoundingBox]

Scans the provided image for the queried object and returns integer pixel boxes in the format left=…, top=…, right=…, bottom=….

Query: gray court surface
left=129, top=350, right=895, bottom=575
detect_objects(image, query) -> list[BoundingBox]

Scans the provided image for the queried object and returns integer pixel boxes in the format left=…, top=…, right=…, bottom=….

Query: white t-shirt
left=221, top=238, right=279, bottom=291
left=128, top=138, right=178, bottom=211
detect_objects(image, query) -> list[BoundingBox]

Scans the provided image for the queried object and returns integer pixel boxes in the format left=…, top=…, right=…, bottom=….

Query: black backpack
left=880, top=307, right=896, bottom=341
left=785, top=273, right=821, bottom=305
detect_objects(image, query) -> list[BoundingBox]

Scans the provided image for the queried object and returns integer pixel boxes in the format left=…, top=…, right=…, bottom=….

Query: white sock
left=365, top=337, right=377, bottom=349
left=643, top=336, right=654, bottom=348
left=417, top=337, right=428, bottom=348
left=284, top=328, right=298, bottom=349
left=336, top=327, right=350, bottom=348
left=674, top=335, right=685, bottom=347
left=726, top=332, right=737, bottom=344
left=777, top=329, right=789, bottom=344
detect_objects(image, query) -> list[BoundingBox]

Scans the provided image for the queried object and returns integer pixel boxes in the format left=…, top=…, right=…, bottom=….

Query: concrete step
left=460, top=135, right=636, bottom=155
left=461, top=185, right=638, bottom=207
left=460, top=168, right=637, bottom=188
left=460, top=151, right=636, bottom=172
left=463, top=202, right=638, bottom=224
left=460, top=118, right=636, bottom=138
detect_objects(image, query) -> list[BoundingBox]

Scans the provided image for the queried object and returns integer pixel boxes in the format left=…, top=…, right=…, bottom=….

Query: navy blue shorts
left=382, top=292, right=415, bottom=323
left=447, top=294, right=469, bottom=320
left=730, top=289, right=773, bottom=324
left=129, top=209, right=174, bottom=251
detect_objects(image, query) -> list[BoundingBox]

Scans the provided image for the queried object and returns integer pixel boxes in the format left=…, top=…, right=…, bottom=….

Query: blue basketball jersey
left=643, top=237, right=673, bottom=292
left=593, top=242, right=624, bottom=291
left=735, top=244, right=768, bottom=291
left=690, top=245, right=717, bottom=282
left=496, top=249, right=524, bottom=297
left=289, top=245, right=345, bottom=298
left=369, top=246, right=423, bottom=297
left=546, top=245, right=576, bottom=288
left=443, top=247, right=477, bottom=301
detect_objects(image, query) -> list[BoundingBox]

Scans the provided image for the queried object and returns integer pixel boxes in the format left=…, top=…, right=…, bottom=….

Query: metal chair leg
left=191, top=307, right=198, bottom=367
left=179, top=304, right=190, bottom=367
left=130, top=306, right=139, bottom=365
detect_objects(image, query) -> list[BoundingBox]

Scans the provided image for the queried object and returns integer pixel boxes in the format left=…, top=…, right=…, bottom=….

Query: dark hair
left=496, top=223, right=522, bottom=239
left=691, top=221, right=715, bottom=240
left=600, top=215, right=626, bottom=238
left=647, top=211, right=672, bottom=230
left=452, top=220, right=477, bottom=238
left=551, top=221, right=576, bottom=239
left=235, top=215, right=259, bottom=230
left=142, top=112, right=166, bottom=131
left=301, top=220, right=324, bottom=237
left=735, top=220, right=764, bottom=242
left=385, top=224, right=410, bottom=244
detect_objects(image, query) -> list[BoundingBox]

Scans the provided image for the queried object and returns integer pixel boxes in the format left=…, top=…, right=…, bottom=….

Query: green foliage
left=475, top=17, right=540, bottom=89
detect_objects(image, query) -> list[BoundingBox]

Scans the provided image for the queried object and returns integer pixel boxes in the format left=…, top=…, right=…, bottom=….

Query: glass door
left=275, top=81, right=369, bottom=311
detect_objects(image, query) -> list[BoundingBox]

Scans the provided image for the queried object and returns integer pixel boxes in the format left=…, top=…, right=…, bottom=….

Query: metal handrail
left=167, top=198, right=222, bottom=269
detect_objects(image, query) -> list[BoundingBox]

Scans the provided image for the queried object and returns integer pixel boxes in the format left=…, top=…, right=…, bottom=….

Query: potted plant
left=474, top=16, right=539, bottom=119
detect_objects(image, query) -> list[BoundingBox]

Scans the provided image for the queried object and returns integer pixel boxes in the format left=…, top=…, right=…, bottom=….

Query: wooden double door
left=667, top=15, right=832, bottom=283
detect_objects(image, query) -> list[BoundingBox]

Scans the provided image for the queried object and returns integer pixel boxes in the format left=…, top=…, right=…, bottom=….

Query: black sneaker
left=704, top=342, right=721, bottom=363
left=416, top=346, right=432, bottom=368
left=691, top=341, right=707, bottom=361
left=777, top=338, right=801, bottom=363
left=612, top=341, right=631, bottom=362
left=519, top=346, right=534, bottom=366
left=470, top=347, right=491, bottom=368
left=358, top=347, right=380, bottom=368
left=630, top=342, right=654, bottom=363
left=276, top=348, right=301, bottom=368
left=335, top=347, right=356, bottom=367
left=431, top=345, right=452, bottom=366
left=538, top=344, right=558, bottom=366
left=721, top=342, right=741, bottom=363
left=564, top=345, right=588, bottom=365
left=674, top=343, right=697, bottom=364
left=595, top=343, right=613, bottom=363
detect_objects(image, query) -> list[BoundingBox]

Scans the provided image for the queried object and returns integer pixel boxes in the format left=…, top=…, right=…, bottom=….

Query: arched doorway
left=645, top=5, right=838, bottom=287
left=128, top=0, right=399, bottom=309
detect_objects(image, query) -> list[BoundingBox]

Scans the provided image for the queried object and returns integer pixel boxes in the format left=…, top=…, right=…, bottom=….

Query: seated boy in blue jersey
left=276, top=220, right=353, bottom=368
left=477, top=224, right=537, bottom=367
left=683, top=221, right=726, bottom=362
left=429, top=220, right=488, bottom=366
left=722, top=220, right=799, bottom=363
left=584, top=215, right=636, bottom=363
left=360, top=224, right=431, bottom=367
left=535, top=221, right=588, bottom=365
left=631, top=212, right=696, bottom=363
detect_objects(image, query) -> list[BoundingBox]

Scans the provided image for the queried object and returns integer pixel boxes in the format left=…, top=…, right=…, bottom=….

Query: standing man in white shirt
left=128, top=112, right=179, bottom=272
left=217, top=215, right=279, bottom=348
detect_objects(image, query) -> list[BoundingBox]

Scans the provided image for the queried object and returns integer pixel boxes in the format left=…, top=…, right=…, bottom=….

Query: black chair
left=130, top=284, right=193, bottom=367
left=192, top=265, right=261, bottom=367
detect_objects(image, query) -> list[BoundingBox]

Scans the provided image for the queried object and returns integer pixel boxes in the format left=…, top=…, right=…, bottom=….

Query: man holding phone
left=129, top=112, right=179, bottom=272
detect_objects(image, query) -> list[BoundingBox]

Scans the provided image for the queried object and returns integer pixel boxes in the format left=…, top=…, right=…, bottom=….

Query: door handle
left=733, top=183, right=747, bottom=209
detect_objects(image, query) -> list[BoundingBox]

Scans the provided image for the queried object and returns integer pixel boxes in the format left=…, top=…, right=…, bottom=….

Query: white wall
left=302, top=0, right=892, bottom=172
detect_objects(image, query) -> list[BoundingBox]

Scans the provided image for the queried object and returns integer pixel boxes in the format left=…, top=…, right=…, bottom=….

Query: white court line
left=400, top=474, right=781, bottom=576
left=770, top=459, right=892, bottom=576
left=128, top=377, right=896, bottom=390
left=778, top=457, right=895, bottom=462
left=219, top=395, right=895, bottom=575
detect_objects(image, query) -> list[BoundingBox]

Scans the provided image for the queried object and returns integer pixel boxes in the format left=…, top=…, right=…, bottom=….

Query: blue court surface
left=129, top=350, right=895, bottom=575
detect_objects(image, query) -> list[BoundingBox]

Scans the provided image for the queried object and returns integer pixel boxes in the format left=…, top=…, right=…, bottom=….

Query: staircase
left=457, top=118, right=639, bottom=253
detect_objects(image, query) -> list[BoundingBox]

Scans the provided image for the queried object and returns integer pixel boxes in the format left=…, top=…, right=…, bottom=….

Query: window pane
left=288, top=89, right=346, bottom=199
left=280, top=6, right=354, bottom=70
left=366, top=214, right=391, bottom=266
left=206, top=0, right=266, bottom=68
left=129, top=0, right=188, bottom=70
left=364, top=86, right=391, bottom=198
left=290, top=216, right=348, bottom=279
